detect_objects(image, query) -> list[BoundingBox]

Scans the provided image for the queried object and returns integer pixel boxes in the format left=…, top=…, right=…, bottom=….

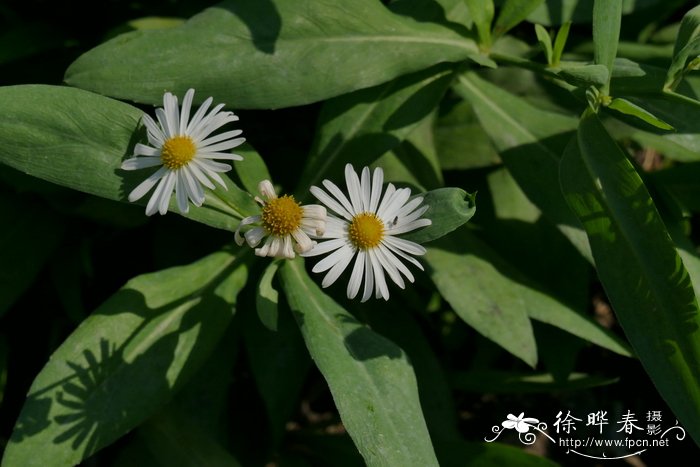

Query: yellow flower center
left=261, top=195, right=303, bottom=236
left=348, top=213, right=384, bottom=249
left=160, top=136, right=196, bottom=170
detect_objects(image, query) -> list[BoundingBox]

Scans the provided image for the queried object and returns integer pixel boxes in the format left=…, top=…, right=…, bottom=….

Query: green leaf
left=556, top=63, right=609, bottom=87
left=665, top=5, right=700, bottom=90
left=0, top=85, right=257, bottom=231
left=437, top=440, right=560, bottom=467
left=592, top=0, right=623, bottom=94
left=280, top=259, right=439, bottom=467
left=534, top=24, right=553, bottom=64
left=244, top=294, right=310, bottom=449
left=256, top=261, right=280, bottom=331
left=560, top=111, right=700, bottom=446
left=464, top=0, right=494, bottom=48
left=552, top=21, right=571, bottom=66
left=65, top=0, right=480, bottom=110
left=3, top=249, right=250, bottom=466
left=297, top=64, right=455, bottom=197
left=232, top=144, right=272, bottom=197
left=607, top=97, right=674, bottom=130
left=651, top=163, right=700, bottom=210
left=454, top=72, right=592, bottom=262
left=425, top=231, right=538, bottom=366
left=434, top=99, right=501, bottom=170
left=0, top=195, right=64, bottom=317
left=450, top=370, right=618, bottom=393
left=494, top=0, right=545, bottom=38
left=401, top=188, right=476, bottom=244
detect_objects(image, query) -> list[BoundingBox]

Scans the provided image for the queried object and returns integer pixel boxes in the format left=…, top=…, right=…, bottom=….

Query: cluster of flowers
left=121, top=89, right=431, bottom=301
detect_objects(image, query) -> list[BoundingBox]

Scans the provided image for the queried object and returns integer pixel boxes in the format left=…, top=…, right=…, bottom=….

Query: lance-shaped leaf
left=401, top=188, right=476, bottom=244
left=65, top=0, right=480, bottom=110
left=606, top=97, right=674, bottom=130
left=297, top=64, right=455, bottom=195
left=454, top=72, right=592, bottom=262
left=560, top=111, right=700, bottom=445
left=592, top=0, right=622, bottom=94
left=3, top=249, right=250, bottom=466
left=494, top=0, right=545, bottom=38
left=0, top=85, right=257, bottom=231
left=280, top=259, right=439, bottom=467
left=665, top=4, right=700, bottom=90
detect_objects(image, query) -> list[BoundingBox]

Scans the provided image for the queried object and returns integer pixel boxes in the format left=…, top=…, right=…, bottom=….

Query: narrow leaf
left=464, top=0, right=494, bottom=47
left=534, top=24, right=553, bottom=64
left=607, top=97, right=674, bottom=130
left=592, top=0, right=623, bottom=93
left=552, top=21, right=571, bottom=65
left=65, top=0, right=479, bottom=109
left=297, top=64, right=455, bottom=196
left=401, top=188, right=476, bottom=244
left=280, top=259, right=439, bottom=467
left=560, top=112, right=700, bottom=445
left=494, top=0, right=545, bottom=38
left=665, top=5, right=700, bottom=90
left=3, top=250, right=250, bottom=466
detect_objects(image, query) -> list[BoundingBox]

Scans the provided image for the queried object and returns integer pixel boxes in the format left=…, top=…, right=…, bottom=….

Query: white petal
left=382, top=239, right=424, bottom=271
left=185, top=96, right=213, bottom=134
left=322, top=179, right=356, bottom=217
left=303, top=238, right=346, bottom=257
left=158, top=171, right=177, bottom=215
left=267, top=237, right=283, bottom=257
left=179, top=89, right=195, bottom=135
left=133, top=143, right=159, bottom=157
left=142, top=114, right=165, bottom=146
left=155, top=108, right=172, bottom=140
left=375, top=245, right=405, bottom=289
left=163, top=92, right=179, bottom=137
left=380, top=244, right=413, bottom=284
left=302, top=204, right=326, bottom=220
left=369, top=167, right=384, bottom=213
left=292, top=229, right=314, bottom=253
left=386, top=219, right=432, bottom=236
left=197, top=159, right=232, bottom=173
left=244, top=227, right=267, bottom=247
left=321, top=246, right=355, bottom=288
left=234, top=215, right=261, bottom=245
left=198, top=137, right=246, bottom=154
left=378, top=187, right=412, bottom=220
left=182, top=167, right=205, bottom=206
left=361, top=252, right=374, bottom=303
left=360, top=166, right=371, bottom=212
left=320, top=216, right=348, bottom=239
left=310, top=186, right=352, bottom=220
left=396, top=197, right=426, bottom=218
left=187, top=160, right=216, bottom=190
left=347, top=250, right=365, bottom=299
left=128, top=166, right=167, bottom=202
left=281, top=235, right=295, bottom=259
left=176, top=170, right=189, bottom=213
left=384, top=236, right=426, bottom=256
left=375, top=183, right=396, bottom=217
left=312, top=244, right=354, bottom=273
left=145, top=172, right=170, bottom=216
left=301, top=219, right=326, bottom=237
left=256, top=236, right=274, bottom=257
left=258, top=180, right=277, bottom=200
left=196, top=152, right=244, bottom=161
left=121, top=157, right=162, bottom=171
left=344, top=164, right=363, bottom=214
left=368, top=249, right=390, bottom=301
left=198, top=129, right=244, bottom=147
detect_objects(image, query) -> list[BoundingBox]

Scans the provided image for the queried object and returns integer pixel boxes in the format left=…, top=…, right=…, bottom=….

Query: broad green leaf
left=3, top=249, right=250, bottom=466
left=494, top=0, right=545, bottom=38
left=65, top=0, right=480, bottom=110
left=256, top=261, right=280, bottom=331
left=0, top=85, right=257, bottom=231
left=665, top=5, right=700, bottom=90
left=280, top=259, right=439, bottom=467
left=401, top=188, right=476, bottom=244
left=454, top=72, right=592, bottom=262
left=592, top=0, right=622, bottom=94
left=243, top=295, right=310, bottom=449
left=464, top=0, right=494, bottom=48
left=556, top=63, right=608, bottom=87
left=297, top=64, right=455, bottom=196
left=607, top=97, right=674, bottom=130
left=232, top=144, right=272, bottom=197
left=426, top=231, right=537, bottom=366
left=356, top=300, right=459, bottom=442
left=450, top=370, right=618, bottom=393
left=560, top=112, right=700, bottom=446
left=534, top=24, right=553, bottom=64
left=434, top=99, right=501, bottom=170
left=0, top=195, right=64, bottom=317
left=551, top=21, right=571, bottom=66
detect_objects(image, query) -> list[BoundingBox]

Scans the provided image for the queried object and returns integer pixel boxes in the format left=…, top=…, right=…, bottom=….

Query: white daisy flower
left=235, top=180, right=327, bottom=259
left=121, top=88, right=245, bottom=216
left=304, top=164, right=432, bottom=302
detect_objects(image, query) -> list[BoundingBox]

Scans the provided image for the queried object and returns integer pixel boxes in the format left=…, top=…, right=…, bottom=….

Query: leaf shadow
left=115, top=118, right=149, bottom=202
left=8, top=279, right=235, bottom=462
left=218, top=0, right=282, bottom=54
left=388, top=0, right=473, bottom=39
left=337, top=314, right=403, bottom=361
